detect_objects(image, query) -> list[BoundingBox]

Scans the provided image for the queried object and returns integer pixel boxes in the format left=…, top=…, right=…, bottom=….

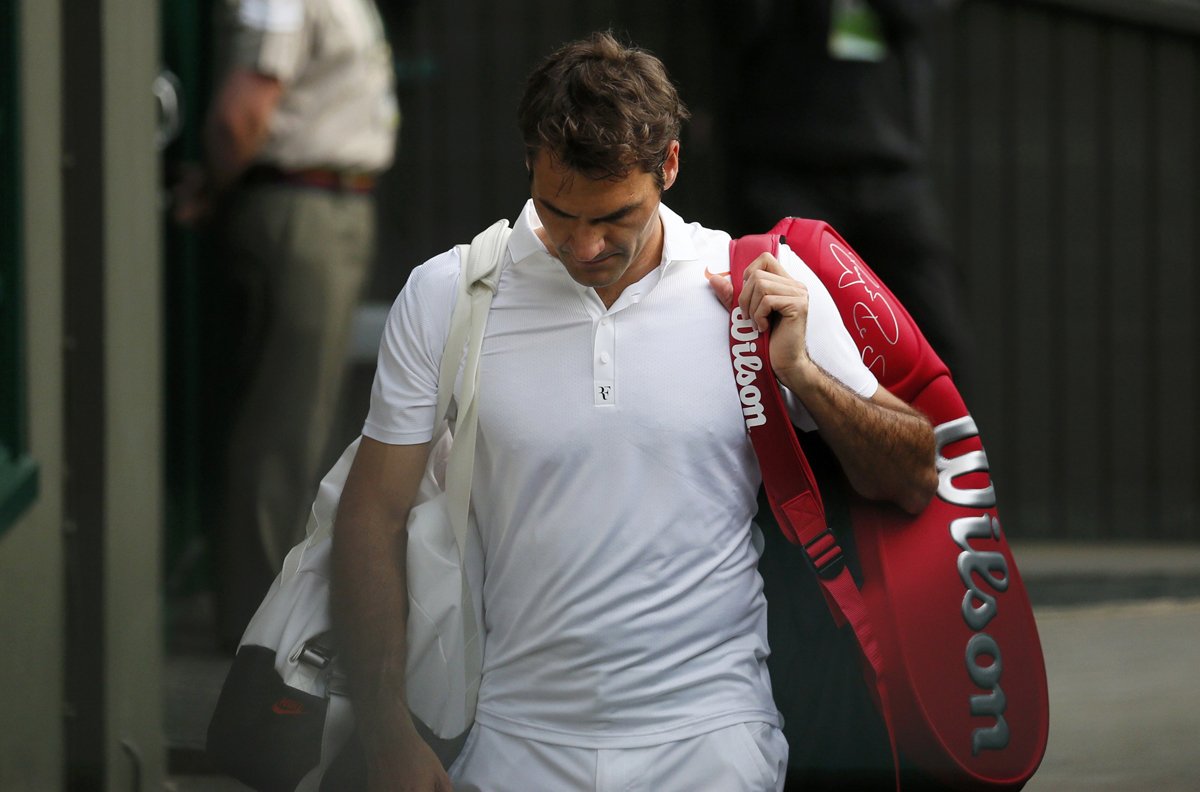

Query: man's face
left=529, top=144, right=679, bottom=306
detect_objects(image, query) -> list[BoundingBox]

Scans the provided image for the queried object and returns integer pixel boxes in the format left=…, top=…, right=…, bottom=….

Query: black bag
left=207, top=645, right=368, bottom=792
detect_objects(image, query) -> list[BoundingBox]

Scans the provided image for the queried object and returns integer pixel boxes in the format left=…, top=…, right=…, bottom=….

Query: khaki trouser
left=212, top=182, right=373, bottom=645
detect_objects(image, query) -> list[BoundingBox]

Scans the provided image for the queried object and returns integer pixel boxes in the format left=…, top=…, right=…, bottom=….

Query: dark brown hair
left=517, top=31, right=690, bottom=188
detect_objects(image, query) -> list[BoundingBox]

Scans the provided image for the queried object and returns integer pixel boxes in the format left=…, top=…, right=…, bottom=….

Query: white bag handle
left=443, top=218, right=511, bottom=559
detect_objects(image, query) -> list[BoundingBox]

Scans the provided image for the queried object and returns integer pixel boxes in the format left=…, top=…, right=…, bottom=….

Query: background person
left=174, top=0, right=399, bottom=650
left=725, top=0, right=971, bottom=388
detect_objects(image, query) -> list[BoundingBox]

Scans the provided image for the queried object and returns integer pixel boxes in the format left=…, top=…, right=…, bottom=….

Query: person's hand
left=365, top=726, right=454, bottom=792
left=707, top=251, right=815, bottom=386
left=171, top=161, right=214, bottom=227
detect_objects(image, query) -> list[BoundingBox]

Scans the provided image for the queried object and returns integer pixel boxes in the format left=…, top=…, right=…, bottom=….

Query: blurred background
left=2, top=0, right=1199, bottom=789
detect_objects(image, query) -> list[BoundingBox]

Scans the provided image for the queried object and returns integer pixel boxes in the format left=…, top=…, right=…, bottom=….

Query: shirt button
left=600, top=318, right=610, bottom=327
left=599, top=352, right=611, bottom=364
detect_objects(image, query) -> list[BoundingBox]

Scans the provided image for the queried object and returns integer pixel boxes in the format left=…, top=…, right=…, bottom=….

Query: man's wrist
left=775, top=353, right=821, bottom=399
left=359, top=703, right=420, bottom=751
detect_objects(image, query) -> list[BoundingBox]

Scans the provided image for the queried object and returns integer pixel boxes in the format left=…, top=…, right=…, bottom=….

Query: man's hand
left=709, top=251, right=815, bottom=386
left=171, top=161, right=214, bottom=227
left=708, top=253, right=937, bottom=514
left=365, top=724, right=453, bottom=792
left=171, top=68, right=282, bottom=228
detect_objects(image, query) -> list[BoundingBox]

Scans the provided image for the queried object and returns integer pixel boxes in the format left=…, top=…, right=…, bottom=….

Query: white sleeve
left=230, top=0, right=309, bottom=82
left=362, top=249, right=461, bottom=445
left=777, top=243, right=879, bottom=431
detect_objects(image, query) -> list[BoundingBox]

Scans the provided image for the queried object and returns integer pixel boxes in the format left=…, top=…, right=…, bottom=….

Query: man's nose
left=569, top=226, right=605, bottom=261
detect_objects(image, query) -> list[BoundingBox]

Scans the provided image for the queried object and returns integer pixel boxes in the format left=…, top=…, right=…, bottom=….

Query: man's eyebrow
left=537, top=197, right=643, bottom=224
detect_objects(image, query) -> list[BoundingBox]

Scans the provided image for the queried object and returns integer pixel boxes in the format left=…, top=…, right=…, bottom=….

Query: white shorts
left=448, top=721, right=788, bottom=792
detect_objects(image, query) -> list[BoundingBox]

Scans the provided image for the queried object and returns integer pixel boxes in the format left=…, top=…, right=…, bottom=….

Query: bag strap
left=727, top=234, right=902, bottom=791
left=441, top=219, right=511, bottom=560
left=442, top=220, right=510, bottom=727
left=727, top=235, right=830, bottom=561
left=437, top=218, right=510, bottom=427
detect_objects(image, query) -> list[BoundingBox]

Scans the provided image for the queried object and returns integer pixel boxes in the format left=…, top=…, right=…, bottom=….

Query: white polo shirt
left=364, top=201, right=877, bottom=748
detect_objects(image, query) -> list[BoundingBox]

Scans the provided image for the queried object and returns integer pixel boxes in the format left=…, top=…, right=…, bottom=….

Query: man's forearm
left=331, top=497, right=418, bottom=743
left=329, top=439, right=432, bottom=747
left=333, top=438, right=452, bottom=787
left=715, top=251, right=938, bottom=513
left=204, top=68, right=283, bottom=194
left=780, top=361, right=937, bottom=514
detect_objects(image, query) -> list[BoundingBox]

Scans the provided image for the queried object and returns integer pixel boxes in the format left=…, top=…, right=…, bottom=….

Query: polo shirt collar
left=507, top=198, right=699, bottom=268
left=657, top=202, right=699, bottom=266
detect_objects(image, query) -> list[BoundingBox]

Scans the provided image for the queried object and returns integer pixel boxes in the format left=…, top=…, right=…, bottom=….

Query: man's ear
left=662, top=140, right=681, bottom=191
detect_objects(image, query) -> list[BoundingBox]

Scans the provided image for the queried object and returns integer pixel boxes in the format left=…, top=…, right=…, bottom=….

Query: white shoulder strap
left=441, top=219, right=511, bottom=558
left=441, top=221, right=510, bottom=725
left=435, top=219, right=511, bottom=427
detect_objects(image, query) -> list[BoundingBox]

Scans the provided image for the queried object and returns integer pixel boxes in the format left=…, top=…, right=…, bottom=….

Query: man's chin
left=565, top=263, right=621, bottom=290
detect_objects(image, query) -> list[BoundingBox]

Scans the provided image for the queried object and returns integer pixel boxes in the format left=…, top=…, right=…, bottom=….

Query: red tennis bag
left=729, top=219, right=1049, bottom=790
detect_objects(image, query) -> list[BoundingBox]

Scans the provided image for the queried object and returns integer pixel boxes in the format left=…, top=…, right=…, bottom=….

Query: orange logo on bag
left=271, top=697, right=305, bottom=716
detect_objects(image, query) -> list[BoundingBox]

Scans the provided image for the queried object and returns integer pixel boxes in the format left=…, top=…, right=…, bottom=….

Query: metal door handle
left=153, top=69, right=184, bottom=151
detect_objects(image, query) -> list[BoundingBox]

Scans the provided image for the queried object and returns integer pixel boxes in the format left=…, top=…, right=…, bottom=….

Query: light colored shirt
left=220, top=0, right=399, bottom=172
left=365, top=201, right=877, bottom=748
